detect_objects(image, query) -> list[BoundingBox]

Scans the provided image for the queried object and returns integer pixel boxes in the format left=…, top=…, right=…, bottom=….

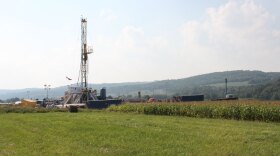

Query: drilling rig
left=63, top=18, right=122, bottom=108
left=80, top=18, right=93, bottom=103
left=63, top=17, right=94, bottom=105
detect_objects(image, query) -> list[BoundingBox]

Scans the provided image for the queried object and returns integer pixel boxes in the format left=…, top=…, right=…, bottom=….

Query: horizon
left=1, top=0, right=280, bottom=89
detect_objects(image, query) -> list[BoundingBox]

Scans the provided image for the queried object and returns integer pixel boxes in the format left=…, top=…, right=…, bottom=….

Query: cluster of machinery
left=60, top=18, right=122, bottom=109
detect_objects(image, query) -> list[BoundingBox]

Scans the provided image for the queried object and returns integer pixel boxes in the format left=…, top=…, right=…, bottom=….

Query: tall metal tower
left=80, top=18, right=92, bottom=102
left=63, top=17, right=122, bottom=107
left=63, top=17, right=95, bottom=105
left=81, top=18, right=89, bottom=89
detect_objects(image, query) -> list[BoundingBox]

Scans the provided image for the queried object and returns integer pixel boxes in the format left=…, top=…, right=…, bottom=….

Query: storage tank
left=100, top=88, right=106, bottom=100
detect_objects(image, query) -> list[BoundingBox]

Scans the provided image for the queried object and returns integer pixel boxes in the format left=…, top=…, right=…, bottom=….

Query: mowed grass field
left=1, top=111, right=280, bottom=155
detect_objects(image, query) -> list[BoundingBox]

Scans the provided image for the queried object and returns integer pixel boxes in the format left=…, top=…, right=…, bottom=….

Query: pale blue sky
left=0, top=0, right=279, bottom=89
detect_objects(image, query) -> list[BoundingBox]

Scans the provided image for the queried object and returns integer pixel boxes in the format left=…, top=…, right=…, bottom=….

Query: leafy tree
left=5, top=97, right=20, bottom=103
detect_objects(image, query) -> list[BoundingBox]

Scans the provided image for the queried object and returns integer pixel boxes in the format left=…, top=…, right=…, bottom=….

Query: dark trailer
left=180, top=95, right=204, bottom=102
left=87, top=99, right=122, bottom=109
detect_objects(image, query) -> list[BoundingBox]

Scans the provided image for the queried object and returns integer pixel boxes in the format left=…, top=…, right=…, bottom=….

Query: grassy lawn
left=1, top=111, right=280, bottom=155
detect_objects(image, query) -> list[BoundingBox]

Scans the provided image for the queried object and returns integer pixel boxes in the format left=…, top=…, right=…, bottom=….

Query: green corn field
left=107, top=100, right=280, bottom=122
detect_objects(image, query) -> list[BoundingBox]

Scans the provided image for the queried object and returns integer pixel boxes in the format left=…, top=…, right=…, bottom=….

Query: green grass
left=1, top=111, right=280, bottom=155
left=0, top=105, right=68, bottom=113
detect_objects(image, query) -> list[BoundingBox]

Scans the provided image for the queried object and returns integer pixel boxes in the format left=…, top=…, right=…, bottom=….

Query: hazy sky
left=0, top=0, right=279, bottom=89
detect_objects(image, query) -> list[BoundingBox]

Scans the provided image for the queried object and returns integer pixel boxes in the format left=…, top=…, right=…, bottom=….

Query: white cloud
left=99, top=9, right=118, bottom=23
left=180, top=0, right=280, bottom=72
left=115, top=26, right=145, bottom=52
left=147, top=36, right=168, bottom=51
left=90, top=25, right=173, bottom=83
left=112, top=26, right=169, bottom=58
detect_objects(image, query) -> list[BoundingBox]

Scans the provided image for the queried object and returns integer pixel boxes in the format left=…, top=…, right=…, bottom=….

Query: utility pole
left=26, top=91, right=30, bottom=99
left=225, top=78, right=228, bottom=96
left=165, top=80, right=168, bottom=102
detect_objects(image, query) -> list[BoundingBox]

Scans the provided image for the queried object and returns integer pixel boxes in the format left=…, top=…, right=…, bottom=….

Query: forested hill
left=253, top=79, right=280, bottom=100
left=1, top=70, right=280, bottom=100
left=105, top=70, right=280, bottom=99
left=174, top=70, right=280, bottom=86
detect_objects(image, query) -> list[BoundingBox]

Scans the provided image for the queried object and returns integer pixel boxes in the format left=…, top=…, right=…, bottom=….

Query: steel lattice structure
left=81, top=18, right=89, bottom=89
left=63, top=18, right=95, bottom=105
left=80, top=18, right=93, bottom=102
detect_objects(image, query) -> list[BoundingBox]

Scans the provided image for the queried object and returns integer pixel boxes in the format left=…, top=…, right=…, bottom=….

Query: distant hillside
left=1, top=70, right=280, bottom=100
left=106, top=70, right=280, bottom=97
left=253, top=79, right=280, bottom=100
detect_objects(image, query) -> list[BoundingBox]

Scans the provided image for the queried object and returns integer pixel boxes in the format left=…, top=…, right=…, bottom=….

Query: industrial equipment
left=63, top=17, right=122, bottom=109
